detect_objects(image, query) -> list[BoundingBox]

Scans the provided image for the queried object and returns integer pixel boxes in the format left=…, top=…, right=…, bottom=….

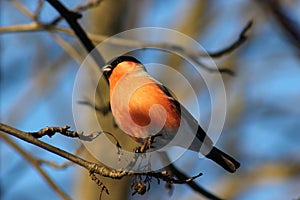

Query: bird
left=102, top=55, right=240, bottom=173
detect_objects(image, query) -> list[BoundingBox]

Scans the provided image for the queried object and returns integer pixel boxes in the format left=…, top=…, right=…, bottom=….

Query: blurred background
left=1, top=0, right=300, bottom=199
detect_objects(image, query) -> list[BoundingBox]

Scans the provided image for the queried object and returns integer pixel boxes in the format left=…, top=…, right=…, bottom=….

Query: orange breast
left=128, top=83, right=181, bottom=132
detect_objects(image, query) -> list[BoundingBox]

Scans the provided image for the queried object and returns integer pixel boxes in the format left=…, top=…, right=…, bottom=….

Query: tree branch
left=168, top=163, right=222, bottom=200
left=0, top=20, right=253, bottom=76
left=263, top=0, right=300, bottom=50
left=45, top=0, right=105, bottom=68
left=0, top=123, right=202, bottom=194
left=28, top=125, right=80, bottom=138
left=207, top=21, right=253, bottom=57
left=1, top=1, right=248, bottom=197
left=50, top=0, right=104, bottom=25
left=161, top=152, right=222, bottom=200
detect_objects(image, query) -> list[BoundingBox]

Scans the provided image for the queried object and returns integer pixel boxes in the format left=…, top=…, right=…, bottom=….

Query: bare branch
left=38, top=159, right=73, bottom=169
left=45, top=0, right=105, bottom=68
left=90, top=173, right=109, bottom=195
left=1, top=1, right=246, bottom=197
left=0, top=22, right=44, bottom=33
left=50, top=0, right=104, bottom=25
left=217, top=161, right=300, bottom=198
left=50, top=32, right=85, bottom=63
left=161, top=152, right=222, bottom=200
left=33, top=0, right=44, bottom=20
left=264, top=0, right=300, bottom=50
left=39, top=145, right=84, bottom=169
left=0, top=123, right=202, bottom=193
left=0, top=20, right=252, bottom=76
left=28, top=125, right=80, bottom=138
left=11, top=0, right=36, bottom=19
left=169, top=163, right=221, bottom=199
left=207, top=21, right=253, bottom=57
left=77, top=100, right=111, bottom=115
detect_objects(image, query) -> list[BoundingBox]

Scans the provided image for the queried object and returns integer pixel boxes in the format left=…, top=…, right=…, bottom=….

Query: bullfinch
left=103, top=56, right=240, bottom=173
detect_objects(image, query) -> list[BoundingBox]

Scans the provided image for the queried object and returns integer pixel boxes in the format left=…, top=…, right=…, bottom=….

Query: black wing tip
left=226, top=159, right=240, bottom=173
left=206, top=147, right=240, bottom=173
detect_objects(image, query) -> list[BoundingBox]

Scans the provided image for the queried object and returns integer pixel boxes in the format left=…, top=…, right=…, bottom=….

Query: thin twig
left=38, top=145, right=85, bottom=169
left=90, top=173, right=109, bottom=195
left=45, top=0, right=105, bottom=68
left=207, top=21, right=253, bottom=57
left=161, top=152, right=222, bottom=200
left=169, top=163, right=222, bottom=199
left=0, top=20, right=252, bottom=75
left=50, top=0, right=104, bottom=25
left=186, top=54, right=235, bottom=76
left=264, top=0, right=300, bottom=49
left=11, top=0, right=36, bottom=19
left=0, top=21, right=252, bottom=57
left=50, top=32, right=85, bottom=62
left=4, top=0, right=252, bottom=76
left=77, top=100, right=111, bottom=115
left=38, top=159, right=73, bottom=169
left=33, top=0, right=44, bottom=20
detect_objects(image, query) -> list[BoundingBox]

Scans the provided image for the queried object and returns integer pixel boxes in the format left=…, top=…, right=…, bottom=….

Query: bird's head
left=103, top=56, right=142, bottom=80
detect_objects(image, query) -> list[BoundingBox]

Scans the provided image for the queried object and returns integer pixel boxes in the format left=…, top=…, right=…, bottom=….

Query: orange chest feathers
left=110, top=82, right=181, bottom=137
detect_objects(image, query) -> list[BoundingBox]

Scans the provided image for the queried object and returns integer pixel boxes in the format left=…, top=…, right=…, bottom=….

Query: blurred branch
left=169, top=163, right=222, bottom=200
left=38, top=159, right=73, bottom=169
left=50, top=32, right=85, bottom=62
left=77, top=100, right=111, bottom=115
left=4, top=52, right=72, bottom=125
left=160, top=152, right=222, bottom=200
left=0, top=20, right=252, bottom=59
left=33, top=0, right=44, bottom=20
left=38, top=145, right=84, bottom=169
left=263, top=0, right=300, bottom=50
left=45, top=0, right=105, bottom=67
left=1, top=0, right=253, bottom=76
left=0, top=123, right=202, bottom=195
left=0, top=134, right=71, bottom=200
left=90, top=173, right=110, bottom=196
left=207, top=20, right=253, bottom=57
left=11, top=0, right=36, bottom=19
left=50, top=0, right=104, bottom=25
left=1, top=1, right=246, bottom=198
left=0, top=20, right=252, bottom=75
left=217, top=161, right=300, bottom=199
left=0, top=22, right=45, bottom=32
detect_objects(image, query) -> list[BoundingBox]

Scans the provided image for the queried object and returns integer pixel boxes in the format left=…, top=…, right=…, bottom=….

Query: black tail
left=206, top=147, right=240, bottom=173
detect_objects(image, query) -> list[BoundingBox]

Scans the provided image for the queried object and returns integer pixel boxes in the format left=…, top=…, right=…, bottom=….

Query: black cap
left=110, top=56, right=141, bottom=67
left=103, top=56, right=142, bottom=78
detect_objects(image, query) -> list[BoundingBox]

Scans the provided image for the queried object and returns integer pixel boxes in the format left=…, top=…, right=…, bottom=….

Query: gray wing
left=152, top=78, right=214, bottom=150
